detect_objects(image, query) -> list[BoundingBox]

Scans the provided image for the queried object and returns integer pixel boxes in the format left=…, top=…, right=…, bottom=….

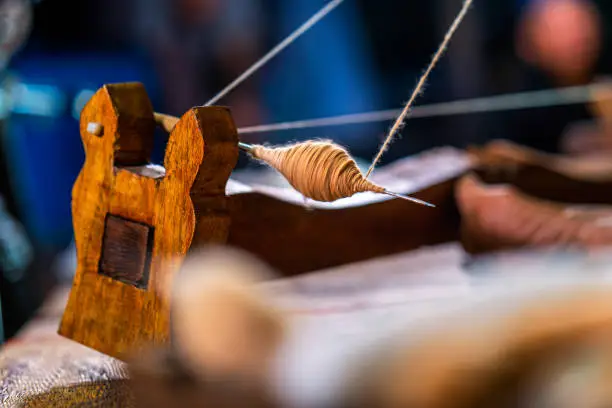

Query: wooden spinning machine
left=57, top=80, right=454, bottom=359
left=58, top=0, right=612, bottom=363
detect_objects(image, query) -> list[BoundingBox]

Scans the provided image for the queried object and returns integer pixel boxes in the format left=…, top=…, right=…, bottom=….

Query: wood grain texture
left=227, top=180, right=460, bottom=276
left=99, top=214, right=153, bottom=289
left=59, top=83, right=238, bottom=359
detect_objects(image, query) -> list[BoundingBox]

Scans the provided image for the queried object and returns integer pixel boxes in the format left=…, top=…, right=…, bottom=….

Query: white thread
left=205, top=0, right=346, bottom=106
left=366, top=0, right=474, bottom=178
left=156, top=84, right=604, bottom=136
left=237, top=84, right=599, bottom=135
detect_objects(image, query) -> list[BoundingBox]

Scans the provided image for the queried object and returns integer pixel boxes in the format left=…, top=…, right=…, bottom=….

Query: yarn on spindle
left=250, top=141, right=385, bottom=202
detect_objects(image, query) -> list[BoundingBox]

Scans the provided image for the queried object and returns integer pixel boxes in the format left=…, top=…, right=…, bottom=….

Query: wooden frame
left=59, top=82, right=460, bottom=358
left=60, top=82, right=612, bottom=359
left=59, top=83, right=238, bottom=358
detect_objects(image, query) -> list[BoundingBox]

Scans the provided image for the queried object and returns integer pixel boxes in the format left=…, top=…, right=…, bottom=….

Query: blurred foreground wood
left=126, top=247, right=612, bottom=408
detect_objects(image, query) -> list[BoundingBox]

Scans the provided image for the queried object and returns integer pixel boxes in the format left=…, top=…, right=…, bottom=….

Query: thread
left=204, top=0, right=345, bottom=106
left=250, top=140, right=385, bottom=202
left=153, top=84, right=606, bottom=136
left=365, top=0, right=474, bottom=178
left=236, top=84, right=601, bottom=135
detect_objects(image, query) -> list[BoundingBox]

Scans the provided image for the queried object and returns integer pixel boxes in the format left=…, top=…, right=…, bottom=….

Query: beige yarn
left=251, top=141, right=385, bottom=202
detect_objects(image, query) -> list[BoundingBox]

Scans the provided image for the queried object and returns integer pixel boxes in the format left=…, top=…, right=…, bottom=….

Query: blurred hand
left=517, top=0, right=602, bottom=85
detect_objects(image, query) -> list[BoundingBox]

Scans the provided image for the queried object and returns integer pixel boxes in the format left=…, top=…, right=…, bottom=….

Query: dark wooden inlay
left=99, top=214, right=153, bottom=289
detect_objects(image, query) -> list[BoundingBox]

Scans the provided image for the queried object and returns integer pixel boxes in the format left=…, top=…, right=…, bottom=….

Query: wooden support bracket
left=58, top=82, right=239, bottom=359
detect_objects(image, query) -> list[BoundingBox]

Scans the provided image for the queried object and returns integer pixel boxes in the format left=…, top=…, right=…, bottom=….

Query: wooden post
left=58, top=83, right=239, bottom=359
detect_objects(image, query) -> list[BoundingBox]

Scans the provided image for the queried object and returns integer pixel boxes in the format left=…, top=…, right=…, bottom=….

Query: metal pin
left=87, top=122, right=103, bottom=136
left=384, top=190, right=436, bottom=208
left=238, top=142, right=255, bottom=153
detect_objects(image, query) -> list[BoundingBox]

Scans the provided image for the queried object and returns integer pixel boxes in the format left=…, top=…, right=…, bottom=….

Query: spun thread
left=366, top=0, right=474, bottom=178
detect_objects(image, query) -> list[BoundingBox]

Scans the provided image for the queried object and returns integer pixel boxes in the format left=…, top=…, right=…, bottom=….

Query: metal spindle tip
left=384, top=190, right=436, bottom=208
left=238, top=142, right=254, bottom=152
